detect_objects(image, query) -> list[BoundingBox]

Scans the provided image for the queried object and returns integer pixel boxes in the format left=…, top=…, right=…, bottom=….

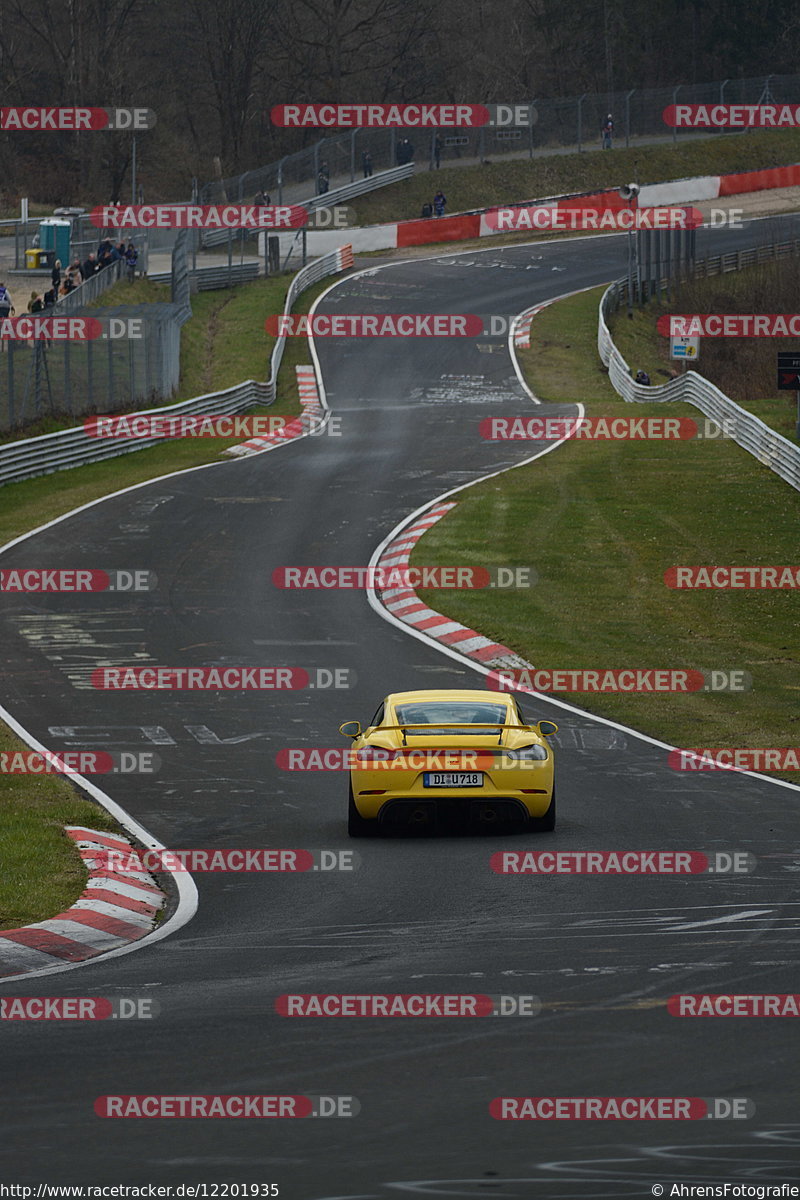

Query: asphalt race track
left=1, top=217, right=800, bottom=1198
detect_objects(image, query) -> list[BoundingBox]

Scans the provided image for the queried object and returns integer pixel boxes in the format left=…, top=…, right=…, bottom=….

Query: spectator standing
left=42, top=287, right=56, bottom=308
left=601, top=114, right=614, bottom=149
left=125, top=242, right=139, bottom=281
left=83, top=252, right=98, bottom=278
left=362, top=151, right=373, bottom=178
left=433, top=190, right=447, bottom=217
left=421, top=201, right=433, bottom=218
left=396, top=137, right=414, bottom=165
left=0, top=282, right=13, bottom=318
left=51, top=259, right=62, bottom=290
left=27, top=290, right=44, bottom=313
left=317, top=162, right=330, bottom=194
left=255, top=189, right=271, bottom=206
left=69, top=259, right=83, bottom=284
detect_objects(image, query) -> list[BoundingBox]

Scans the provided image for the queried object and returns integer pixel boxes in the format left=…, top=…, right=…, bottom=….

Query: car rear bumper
left=376, top=795, right=532, bottom=833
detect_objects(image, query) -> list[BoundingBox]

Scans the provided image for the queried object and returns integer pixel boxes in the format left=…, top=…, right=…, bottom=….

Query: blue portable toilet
left=39, top=219, right=71, bottom=268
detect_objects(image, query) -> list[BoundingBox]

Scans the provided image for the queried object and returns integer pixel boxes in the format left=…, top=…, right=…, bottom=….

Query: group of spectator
left=3, top=237, right=140, bottom=322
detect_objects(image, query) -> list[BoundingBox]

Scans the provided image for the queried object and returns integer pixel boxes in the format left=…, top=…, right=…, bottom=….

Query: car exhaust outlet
left=410, top=808, right=429, bottom=823
left=480, top=808, right=498, bottom=823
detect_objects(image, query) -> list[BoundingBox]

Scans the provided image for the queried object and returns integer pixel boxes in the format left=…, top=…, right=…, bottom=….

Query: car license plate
left=423, top=772, right=483, bottom=787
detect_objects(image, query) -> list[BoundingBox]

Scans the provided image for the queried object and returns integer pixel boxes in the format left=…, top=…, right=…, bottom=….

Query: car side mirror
left=537, top=720, right=559, bottom=737
left=339, top=721, right=362, bottom=738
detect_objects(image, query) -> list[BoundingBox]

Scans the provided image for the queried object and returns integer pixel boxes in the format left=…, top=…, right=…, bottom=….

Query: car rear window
left=394, top=702, right=509, bottom=729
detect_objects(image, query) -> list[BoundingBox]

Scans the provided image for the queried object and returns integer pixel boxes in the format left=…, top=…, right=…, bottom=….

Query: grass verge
left=411, top=285, right=800, bottom=774
left=0, top=724, right=118, bottom=930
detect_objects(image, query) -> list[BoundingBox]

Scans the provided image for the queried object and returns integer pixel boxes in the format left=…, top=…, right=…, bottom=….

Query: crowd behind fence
left=0, top=238, right=188, bottom=433
left=0, top=240, right=352, bottom=483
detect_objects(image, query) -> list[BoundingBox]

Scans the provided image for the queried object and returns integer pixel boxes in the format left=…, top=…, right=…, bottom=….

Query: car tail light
left=355, top=745, right=398, bottom=765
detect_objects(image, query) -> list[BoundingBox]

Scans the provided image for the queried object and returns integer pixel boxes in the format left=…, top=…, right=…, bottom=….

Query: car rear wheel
left=348, top=784, right=377, bottom=837
left=529, top=781, right=556, bottom=832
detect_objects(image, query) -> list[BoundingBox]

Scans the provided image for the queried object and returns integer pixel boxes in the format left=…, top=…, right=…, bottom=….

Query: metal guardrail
left=598, top=277, right=800, bottom=492
left=148, top=263, right=260, bottom=288
left=0, top=244, right=351, bottom=486
left=0, top=380, right=272, bottom=486
left=199, top=163, right=414, bottom=249
left=692, top=237, right=800, bottom=278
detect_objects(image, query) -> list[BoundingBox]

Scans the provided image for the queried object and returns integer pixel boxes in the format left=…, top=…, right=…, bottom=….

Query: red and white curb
left=0, top=827, right=166, bottom=979
left=513, top=301, right=554, bottom=349
left=225, top=365, right=323, bottom=457
left=374, top=504, right=532, bottom=673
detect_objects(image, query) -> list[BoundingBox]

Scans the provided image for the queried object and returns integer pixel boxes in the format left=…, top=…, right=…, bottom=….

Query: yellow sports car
left=339, top=688, right=558, bottom=837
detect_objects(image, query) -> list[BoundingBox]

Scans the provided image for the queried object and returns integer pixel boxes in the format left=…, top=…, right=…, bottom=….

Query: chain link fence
left=200, top=73, right=797, bottom=206
left=0, top=236, right=188, bottom=434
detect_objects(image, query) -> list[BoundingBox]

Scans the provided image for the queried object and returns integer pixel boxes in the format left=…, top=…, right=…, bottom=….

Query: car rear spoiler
left=379, top=722, right=526, bottom=744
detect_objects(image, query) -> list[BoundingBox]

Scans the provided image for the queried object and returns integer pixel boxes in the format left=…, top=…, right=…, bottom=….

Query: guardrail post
left=350, top=131, right=356, bottom=182
left=87, top=338, right=94, bottom=412
left=672, top=86, right=681, bottom=145
left=577, top=95, right=586, bottom=152
left=63, top=338, right=71, bottom=416
left=625, top=90, right=635, bottom=148
left=6, top=343, right=14, bottom=429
